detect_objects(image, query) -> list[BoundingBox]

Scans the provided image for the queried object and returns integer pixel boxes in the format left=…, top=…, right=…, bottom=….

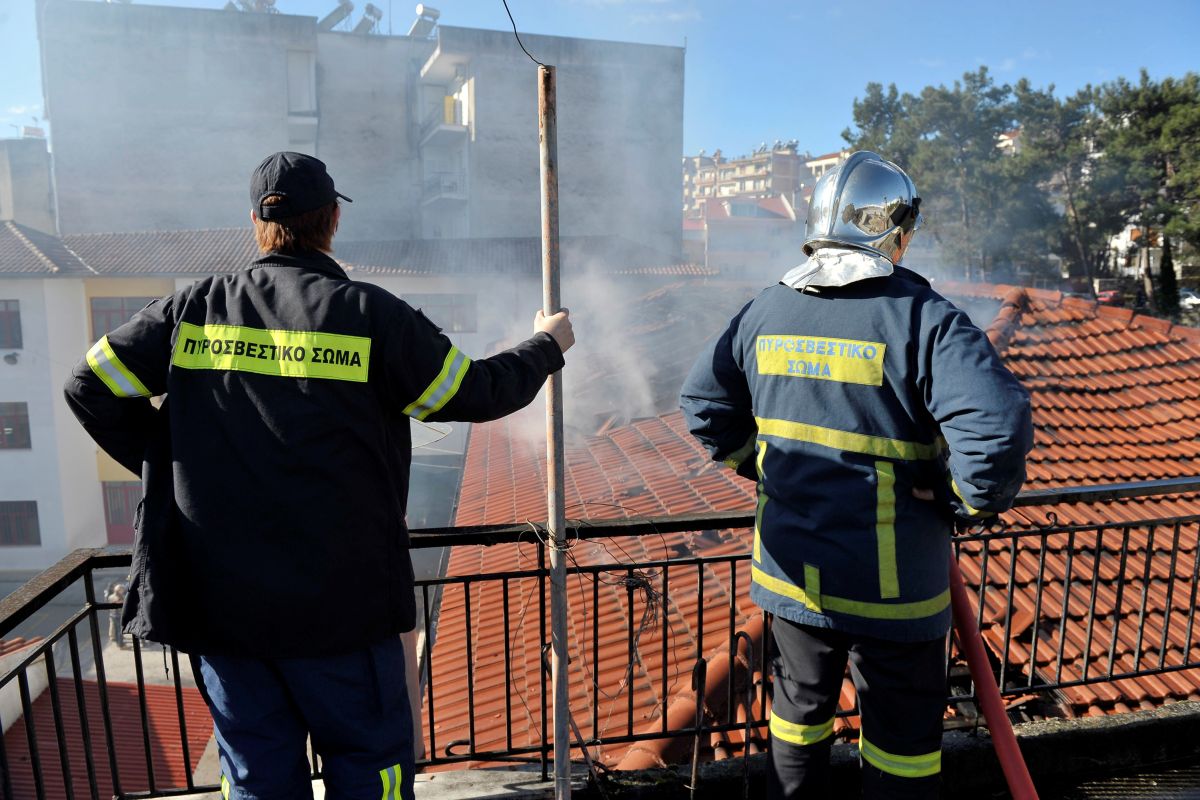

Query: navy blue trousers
left=193, top=636, right=415, bottom=800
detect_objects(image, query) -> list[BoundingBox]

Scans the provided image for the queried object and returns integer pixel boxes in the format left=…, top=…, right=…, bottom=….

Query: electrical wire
left=500, top=0, right=545, bottom=67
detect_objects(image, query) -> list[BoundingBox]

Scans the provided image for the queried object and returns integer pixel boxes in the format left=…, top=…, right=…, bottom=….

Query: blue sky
left=2, top=0, right=1198, bottom=157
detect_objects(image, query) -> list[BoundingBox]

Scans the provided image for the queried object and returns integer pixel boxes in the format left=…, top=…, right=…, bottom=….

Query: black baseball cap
left=250, top=152, right=352, bottom=220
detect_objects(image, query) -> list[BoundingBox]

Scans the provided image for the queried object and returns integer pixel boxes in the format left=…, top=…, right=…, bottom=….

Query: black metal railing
left=2, top=478, right=1200, bottom=799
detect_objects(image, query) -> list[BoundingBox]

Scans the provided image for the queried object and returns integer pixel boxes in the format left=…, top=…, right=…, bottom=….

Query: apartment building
left=804, top=148, right=849, bottom=180
left=36, top=0, right=684, bottom=257
left=682, top=141, right=810, bottom=215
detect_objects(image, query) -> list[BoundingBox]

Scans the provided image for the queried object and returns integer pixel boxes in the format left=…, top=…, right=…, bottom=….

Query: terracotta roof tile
left=0, top=222, right=92, bottom=276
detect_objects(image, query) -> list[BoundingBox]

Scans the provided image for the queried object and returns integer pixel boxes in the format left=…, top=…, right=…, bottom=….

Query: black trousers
left=767, top=616, right=946, bottom=800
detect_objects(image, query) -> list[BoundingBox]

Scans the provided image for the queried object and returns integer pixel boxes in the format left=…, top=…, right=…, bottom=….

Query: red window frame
left=102, top=482, right=142, bottom=545
left=0, top=501, right=40, bottom=546
left=90, top=297, right=157, bottom=342
left=0, top=402, right=31, bottom=449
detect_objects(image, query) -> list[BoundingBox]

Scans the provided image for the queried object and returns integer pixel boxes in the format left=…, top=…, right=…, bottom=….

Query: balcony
left=4, top=478, right=1200, bottom=798
left=420, top=101, right=468, bottom=150
left=421, top=172, right=467, bottom=209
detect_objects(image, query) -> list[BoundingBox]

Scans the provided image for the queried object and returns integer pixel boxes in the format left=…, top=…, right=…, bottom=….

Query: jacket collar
left=252, top=250, right=349, bottom=280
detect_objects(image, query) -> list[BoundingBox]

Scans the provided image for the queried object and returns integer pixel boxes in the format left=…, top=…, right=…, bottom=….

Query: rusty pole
left=538, top=63, right=572, bottom=800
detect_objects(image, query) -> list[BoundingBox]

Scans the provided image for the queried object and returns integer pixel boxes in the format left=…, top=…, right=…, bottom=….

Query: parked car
left=1179, top=289, right=1200, bottom=309
left=1097, top=289, right=1124, bottom=306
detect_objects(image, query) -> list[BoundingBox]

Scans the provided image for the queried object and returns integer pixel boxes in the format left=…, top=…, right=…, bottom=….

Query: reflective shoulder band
left=404, top=346, right=470, bottom=421
left=87, top=336, right=152, bottom=398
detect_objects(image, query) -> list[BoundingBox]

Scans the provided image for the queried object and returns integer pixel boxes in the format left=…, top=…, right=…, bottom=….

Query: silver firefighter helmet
left=802, top=151, right=922, bottom=262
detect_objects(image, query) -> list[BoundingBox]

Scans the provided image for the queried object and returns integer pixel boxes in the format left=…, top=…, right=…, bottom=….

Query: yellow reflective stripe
left=753, top=440, right=768, bottom=563
left=379, top=763, right=403, bottom=800
left=802, top=563, right=822, bottom=612
left=770, top=713, right=835, bottom=746
left=87, top=336, right=151, bottom=397
left=171, top=322, right=370, bottom=382
left=755, top=416, right=938, bottom=461
left=859, top=733, right=941, bottom=778
left=876, top=461, right=899, bottom=599
left=220, top=775, right=230, bottom=800
left=722, top=433, right=757, bottom=470
left=403, top=346, right=471, bottom=421
left=751, top=565, right=950, bottom=620
left=950, top=476, right=994, bottom=518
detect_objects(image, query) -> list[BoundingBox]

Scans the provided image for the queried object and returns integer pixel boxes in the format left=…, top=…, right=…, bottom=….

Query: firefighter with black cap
left=681, top=151, right=1032, bottom=799
left=65, top=151, right=574, bottom=800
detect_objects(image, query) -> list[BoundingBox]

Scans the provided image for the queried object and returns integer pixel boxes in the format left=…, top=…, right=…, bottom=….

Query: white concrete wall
left=0, top=279, right=75, bottom=569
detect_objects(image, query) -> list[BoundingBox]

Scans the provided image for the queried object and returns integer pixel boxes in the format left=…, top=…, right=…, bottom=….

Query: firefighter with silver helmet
left=681, top=151, right=1032, bottom=798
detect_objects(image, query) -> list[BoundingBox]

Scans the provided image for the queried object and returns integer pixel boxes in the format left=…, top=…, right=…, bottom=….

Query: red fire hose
left=949, top=557, right=1040, bottom=799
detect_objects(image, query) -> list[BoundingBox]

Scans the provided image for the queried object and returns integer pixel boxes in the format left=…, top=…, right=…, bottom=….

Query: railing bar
left=1133, top=525, right=1158, bottom=669
left=1183, top=526, right=1200, bottom=666
left=728, top=560, right=737, bottom=726
left=696, top=564, right=706, bottom=665
left=961, top=513, right=1200, bottom=543
left=169, top=648, right=194, bottom=791
left=538, top=542, right=548, bottom=781
left=1027, top=531, right=1050, bottom=689
left=463, top=578, right=476, bottom=754
left=43, top=649, right=76, bottom=800
left=502, top=579, right=513, bottom=752
left=19, top=670, right=47, bottom=800
left=626, top=567, right=636, bottom=736
left=84, top=574, right=122, bottom=798
left=66, top=627, right=100, bottom=800
left=660, top=564, right=669, bottom=735
left=1159, top=521, right=1183, bottom=670
left=1053, top=530, right=1076, bottom=686
left=131, top=638, right=158, bottom=791
left=975, top=542, right=991, bottom=633
left=760, top=609, right=769, bottom=719
left=999, top=533, right=1019, bottom=688
left=0, top=605, right=96, bottom=691
left=0, top=705, right=13, bottom=800
left=1106, top=527, right=1133, bottom=679
left=421, top=583, right=437, bottom=764
left=1081, top=528, right=1106, bottom=683
left=591, top=575, right=599, bottom=740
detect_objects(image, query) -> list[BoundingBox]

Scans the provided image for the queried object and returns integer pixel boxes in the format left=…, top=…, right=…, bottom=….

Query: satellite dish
left=411, top=419, right=451, bottom=449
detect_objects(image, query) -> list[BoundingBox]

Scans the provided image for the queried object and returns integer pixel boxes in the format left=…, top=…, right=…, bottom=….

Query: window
left=0, top=300, right=20, bottom=349
left=0, top=403, right=31, bottom=449
left=102, top=481, right=142, bottom=545
left=0, top=501, right=40, bottom=546
left=90, top=297, right=156, bottom=342
left=406, top=294, right=477, bottom=333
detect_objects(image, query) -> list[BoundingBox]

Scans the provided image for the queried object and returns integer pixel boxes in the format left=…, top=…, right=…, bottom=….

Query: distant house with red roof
left=423, top=280, right=1200, bottom=768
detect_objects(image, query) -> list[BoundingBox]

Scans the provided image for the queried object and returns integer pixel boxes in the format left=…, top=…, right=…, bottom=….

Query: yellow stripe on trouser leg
left=859, top=732, right=941, bottom=778
left=380, top=763, right=403, bottom=800
left=769, top=713, right=835, bottom=746
left=220, top=774, right=230, bottom=800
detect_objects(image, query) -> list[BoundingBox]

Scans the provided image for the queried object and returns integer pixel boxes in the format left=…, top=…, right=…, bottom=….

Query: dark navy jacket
left=680, top=267, right=1032, bottom=641
left=65, top=250, right=563, bottom=658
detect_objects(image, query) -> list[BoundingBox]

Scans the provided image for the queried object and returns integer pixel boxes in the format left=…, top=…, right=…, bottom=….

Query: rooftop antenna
left=407, top=3, right=440, bottom=38
left=318, top=0, right=354, bottom=30
left=352, top=2, right=383, bottom=33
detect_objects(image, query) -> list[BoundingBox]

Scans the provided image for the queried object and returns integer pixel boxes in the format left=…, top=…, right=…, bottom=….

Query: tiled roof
left=0, top=636, right=44, bottom=658
left=3, top=679, right=212, bottom=800
left=63, top=227, right=259, bottom=276
left=0, top=221, right=92, bottom=276
left=58, top=229, right=695, bottom=278
left=428, top=280, right=1200, bottom=766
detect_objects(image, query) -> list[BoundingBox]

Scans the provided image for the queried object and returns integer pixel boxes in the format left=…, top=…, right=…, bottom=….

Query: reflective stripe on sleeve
left=379, top=763, right=403, bottom=800
left=755, top=416, right=938, bottom=461
left=403, top=347, right=470, bottom=421
left=859, top=733, right=941, bottom=778
left=951, top=476, right=994, bottom=518
left=722, top=433, right=758, bottom=471
left=769, top=713, right=835, bottom=746
left=86, top=336, right=152, bottom=397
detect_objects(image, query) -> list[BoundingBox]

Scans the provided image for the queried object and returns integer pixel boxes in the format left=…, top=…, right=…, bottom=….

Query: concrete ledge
left=596, top=701, right=1200, bottom=798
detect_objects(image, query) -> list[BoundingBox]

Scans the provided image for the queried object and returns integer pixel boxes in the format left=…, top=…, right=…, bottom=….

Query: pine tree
left=1159, top=235, right=1179, bottom=317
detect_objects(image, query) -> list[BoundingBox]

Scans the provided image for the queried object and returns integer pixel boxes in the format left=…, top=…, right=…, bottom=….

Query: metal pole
left=538, top=63, right=572, bottom=800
